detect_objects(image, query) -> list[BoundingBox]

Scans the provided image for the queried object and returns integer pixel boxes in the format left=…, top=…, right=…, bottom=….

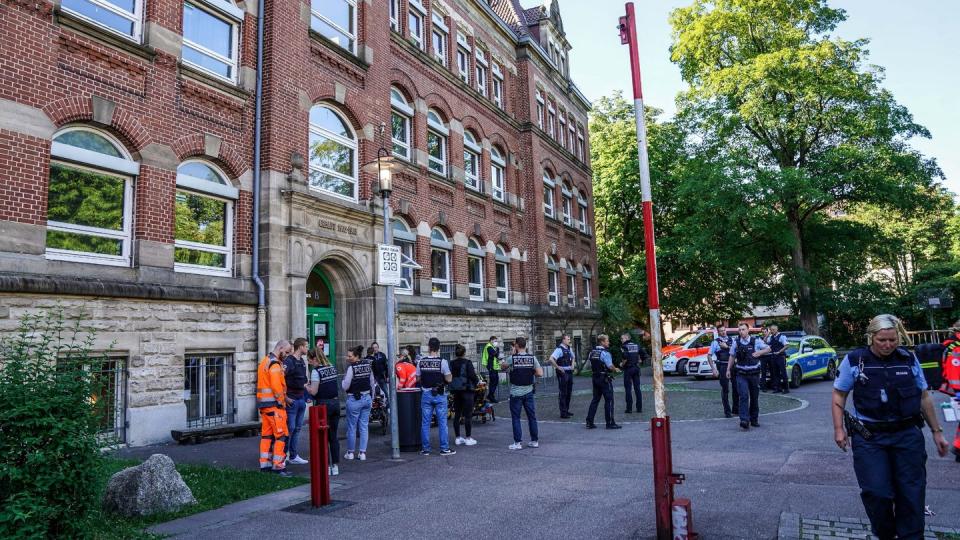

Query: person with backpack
left=449, top=344, right=480, bottom=446
left=305, top=348, right=341, bottom=476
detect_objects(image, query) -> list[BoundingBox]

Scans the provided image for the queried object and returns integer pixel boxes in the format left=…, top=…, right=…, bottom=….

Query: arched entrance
left=306, top=267, right=336, bottom=364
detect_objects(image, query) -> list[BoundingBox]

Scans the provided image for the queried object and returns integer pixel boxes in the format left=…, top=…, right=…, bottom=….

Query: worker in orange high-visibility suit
left=396, top=351, right=417, bottom=389
left=939, top=324, right=960, bottom=461
left=258, top=340, right=293, bottom=476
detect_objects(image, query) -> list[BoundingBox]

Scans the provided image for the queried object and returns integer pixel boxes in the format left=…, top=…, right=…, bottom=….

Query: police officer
left=482, top=336, right=501, bottom=403
left=727, top=323, right=770, bottom=430
left=306, top=348, right=341, bottom=476
left=620, top=333, right=645, bottom=414
left=548, top=334, right=575, bottom=418
left=832, top=314, right=949, bottom=539
left=758, top=326, right=773, bottom=391
left=502, top=337, right=543, bottom=449
left=766, top=325, right=789, bottom=394
left=416, top=337, right=455, bottom=456
left=369, top=341, right=389, bottom=400
left=707, top=322, right=738, bottom=418
left=586, top=334, right=622, bottom=429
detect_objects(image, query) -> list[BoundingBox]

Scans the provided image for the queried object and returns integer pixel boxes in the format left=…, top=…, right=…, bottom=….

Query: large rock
left=102, top=454, right=197, bottom=517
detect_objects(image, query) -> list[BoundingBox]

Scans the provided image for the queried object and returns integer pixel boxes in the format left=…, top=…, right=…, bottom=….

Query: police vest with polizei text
left=315, top=365, right=339, bottom=400
left=714, top=336, right=732, bottom=363
left=734, top=337, right=761, bottom=373
left=850, top=347, right=922, bottom=422
left=419, top=357, right=445, bottom=389
left=555, top=345, right=573, bottom=368
left=348, top=361, right=372, bottom=394
left=509, top=353, right=537, bottom=386
left=589, top=347, right=609, bottom=379
left=622, top=341, right=640, bottom=368
left=767, top=334, right=786, bottom=358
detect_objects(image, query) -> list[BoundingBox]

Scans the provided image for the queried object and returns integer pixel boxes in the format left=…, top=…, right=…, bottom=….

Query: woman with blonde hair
left=305, top=348, right=341, bottom=475
left=831, top=314, right=949, bottom=539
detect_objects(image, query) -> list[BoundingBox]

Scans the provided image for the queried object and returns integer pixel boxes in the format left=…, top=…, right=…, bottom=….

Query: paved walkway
left=777, top=512, right=960, bottom=539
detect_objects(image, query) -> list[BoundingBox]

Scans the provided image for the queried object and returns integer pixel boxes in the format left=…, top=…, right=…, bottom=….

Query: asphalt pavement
left=120, top=372, right=960, bottom=539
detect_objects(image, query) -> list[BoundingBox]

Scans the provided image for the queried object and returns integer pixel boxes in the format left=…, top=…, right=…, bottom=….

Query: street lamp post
left=376, top=148, right=401, bottom=460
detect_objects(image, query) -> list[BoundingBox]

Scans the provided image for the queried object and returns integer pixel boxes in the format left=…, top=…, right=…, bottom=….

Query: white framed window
left=426, top=109, right=448, bottom=176
left=408, top=7, right=424, bottom=50
left=61, top=0, right=143, bottom=41
left=565, top=261, right=576, bottom=307
left=547, top=102, right=556, bottom=138
left=543, top=173, right=555, bottom=218
left=430, top=227, right=451, bottom=298
left=547, top=256, right=559, bottom=306
left=390, top=87, right=413, bottom=160
left=175, top=160, right=237, bottom=276
left=456, top=47, right=469, bottom=82
left=389, top=0, right=400, bottom=31
left=311, top=0, right=356, bottom=53
left=495, top=244, right=510, bottom=303
left=467, top=237, right=484, bottom=301
left=182, top=0, right=242, bottom=83
left=558, top=113, right=566, bottom=148
left=46, top=127, right=138, bottom=266
left=392, top=218, right=417, bottom=294
left=490, top=146, right=506, bottom=202
left=577, top=126, right=585, bottom=161
left=492, top=64, right=504, bottom=108
left=463, top=130, right=481, bottom=192
left=308, top=105, right=358, bottom=201
left=578, top=191, right=589, bottom=233
left=561, top=184, right=573, bottom=227
left=535, top=90, right=544, bottom=129
left=431, top=13, right=448, bottom=66
left=582, top=265, right=593, bottom=307
left=475, top=49, right=488, bottom=97
left=568, top=117, right=577, bottom=152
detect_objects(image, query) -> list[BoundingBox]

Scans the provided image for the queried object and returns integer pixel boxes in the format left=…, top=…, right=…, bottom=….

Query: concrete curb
left=778, top=512, right=960, bottom=539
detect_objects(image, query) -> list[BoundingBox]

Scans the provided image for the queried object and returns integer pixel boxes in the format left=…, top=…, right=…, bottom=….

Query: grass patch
left=83, top=458, right=308, bottom=539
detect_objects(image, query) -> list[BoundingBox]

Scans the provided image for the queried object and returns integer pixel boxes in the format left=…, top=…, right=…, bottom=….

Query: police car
left=784, top=335, right=837, bottom=388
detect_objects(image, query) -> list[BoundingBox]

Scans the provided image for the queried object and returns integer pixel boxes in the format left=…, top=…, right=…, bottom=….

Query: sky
left=560, top=0, right=960, bottom=195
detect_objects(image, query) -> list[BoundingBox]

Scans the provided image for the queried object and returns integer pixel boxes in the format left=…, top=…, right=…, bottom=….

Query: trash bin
left=397, top=388, right=422, bottom=452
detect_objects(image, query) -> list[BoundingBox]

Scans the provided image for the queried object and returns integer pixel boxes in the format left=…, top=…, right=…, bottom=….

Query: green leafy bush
left=0, top=308, right=107, bottom=539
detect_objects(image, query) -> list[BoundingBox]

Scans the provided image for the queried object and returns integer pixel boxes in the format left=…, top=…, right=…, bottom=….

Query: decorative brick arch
left=170, top=133, right=248, bottom=181
left=392, top=205, right=421, bottom=229
left=43, top=95, right=150, bottom=152
left=487, top=133, right=509, bottom=154
left=540, top=157, right=559, bottom=177
left=459, top=115, right=486, bottom=139
left=389, top=70, right=422, bottom=101
left=422, top=93, right=453, bottom=123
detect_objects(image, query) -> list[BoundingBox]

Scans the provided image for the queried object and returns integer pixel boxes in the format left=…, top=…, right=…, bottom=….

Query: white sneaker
left=528, top=441, right=539, bottom=448
left=344, top=451, right=355, bottom=460
left=289, top=456, right=308, bottom=465
left=331, top=464, right=339, bottom=476
left=358, top=452, right=366, bottom=461
left=508, top=442, right=522, bottom=450
left=465, top=438, right=478, bottom=446
left=455, top=437, right=465, bottom=446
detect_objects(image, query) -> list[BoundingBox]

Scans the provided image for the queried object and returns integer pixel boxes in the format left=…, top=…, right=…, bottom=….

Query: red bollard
left=308, top=404, right=331, bottom=507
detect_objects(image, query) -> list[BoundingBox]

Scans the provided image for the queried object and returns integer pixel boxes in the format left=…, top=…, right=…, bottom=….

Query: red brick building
left=0, top=0, right=597, bottom=445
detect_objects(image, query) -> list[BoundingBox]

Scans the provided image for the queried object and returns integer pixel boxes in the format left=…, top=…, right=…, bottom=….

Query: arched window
left=392, top=218, right=416, bottom=293
left=311, top=0, right=357, bottom=53
left=174, top=160, right=237, bottom=275
left=430, top=227, right=451, bottom=298
left=546, top=255, right=559, bottom=306
left=577, top=189, right=589, bottom=234
left=490, top=145, right=506, bottom=202
left=561, top=181, right=573, bottom=226
left=495, top=244, right=510, bottom=304
left=309, top=105, right=358, bottom=201
left=582, top=264, right=593, bottom=307
left=467, top=237, right=484, bottom=301
left=564, top=260, right=577, bottom=307
left=391, top=87, right=413, bottom=160
left=46, top=127, right=138, bottom=266
left=182, top=0, right=243, bottom=82
left=427, top=109, right=448, bottom=176
left=463, top=130, right=481, bottom=192
left=542, top=170, right=556, bottom=218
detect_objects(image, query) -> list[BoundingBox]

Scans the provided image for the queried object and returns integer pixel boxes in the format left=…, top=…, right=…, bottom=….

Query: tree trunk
left=787, top=219, right=819, bottom=335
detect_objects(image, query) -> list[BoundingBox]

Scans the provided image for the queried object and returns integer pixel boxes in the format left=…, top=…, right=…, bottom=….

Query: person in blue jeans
left=502, top=336, right=543, bottom=450
left=283, top=337, right=310, bottom=465
left=341, top=346, right=375, bottom=461
left=417, top=337, right=455, bottom=456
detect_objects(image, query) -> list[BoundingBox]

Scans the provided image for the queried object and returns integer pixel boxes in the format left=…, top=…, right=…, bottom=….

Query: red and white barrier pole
left=308, top=404, right=331, bottom=507
left=618, top=4, right=694, bottom=538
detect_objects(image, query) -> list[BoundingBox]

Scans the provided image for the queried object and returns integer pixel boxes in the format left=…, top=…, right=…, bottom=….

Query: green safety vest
left=482, top=343, right=501, bottom=371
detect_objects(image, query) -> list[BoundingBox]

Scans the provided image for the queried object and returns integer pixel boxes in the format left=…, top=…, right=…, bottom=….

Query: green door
left=306, top=268, right=336, bottom=365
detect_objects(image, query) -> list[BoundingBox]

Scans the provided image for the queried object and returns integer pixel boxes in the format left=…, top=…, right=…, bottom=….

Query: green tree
left=669, top=0, right=942, bottom=333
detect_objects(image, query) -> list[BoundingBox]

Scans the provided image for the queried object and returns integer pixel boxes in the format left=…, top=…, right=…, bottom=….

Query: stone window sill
left=56, top=10, right=157, bottom=62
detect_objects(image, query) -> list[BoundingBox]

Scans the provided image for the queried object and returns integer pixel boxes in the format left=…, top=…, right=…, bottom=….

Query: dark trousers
left=487, top=370, right=499, bottom=401
left=735, top=372, right=760, bottom=423
left=586, top=378, right=614, bottom=426
left=769, top=355, right=788, bottom=391
left=317, top=398, right=341, bottom=465
left=623, top=366, right=642, bottom=412
left=557, top=369, right=574, bottom=415
left=508, top=392, right=538, bottom=443
left=760, top=356, right=772, bottom=389
left=717, top=362, right=737, bottom=415
left=852, top=428, right=927, bottom=540
left=452, top=391, right=474, bottom=438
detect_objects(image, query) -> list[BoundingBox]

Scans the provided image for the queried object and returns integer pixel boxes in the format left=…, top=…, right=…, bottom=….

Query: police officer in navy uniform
left=620, top=333, right=645, bottom=414
left=306, top=348, right=342, bottom=476
left=766, top=325, right=789, bottom=394
left=707, top=322, right=738, bottom=418
left=586, top=334, right=622, bottom=429
left=727, top=323, right=770, bottom=430
left=832, top=314, right=949, bottom=540
left=416, top=337, right=455, bottom=456
left=547, top=334, right=576, bottom=418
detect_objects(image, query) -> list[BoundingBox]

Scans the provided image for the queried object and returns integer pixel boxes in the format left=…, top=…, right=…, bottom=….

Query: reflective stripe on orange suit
left=396, top=362, right=417, bottom=389
left=257, top=355, right=289, bottom=469
left=940, top=342, right=960, bottom=393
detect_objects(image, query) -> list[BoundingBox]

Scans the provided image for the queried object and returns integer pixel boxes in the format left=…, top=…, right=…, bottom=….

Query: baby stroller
left=369, top=388, right=389, bottom=435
